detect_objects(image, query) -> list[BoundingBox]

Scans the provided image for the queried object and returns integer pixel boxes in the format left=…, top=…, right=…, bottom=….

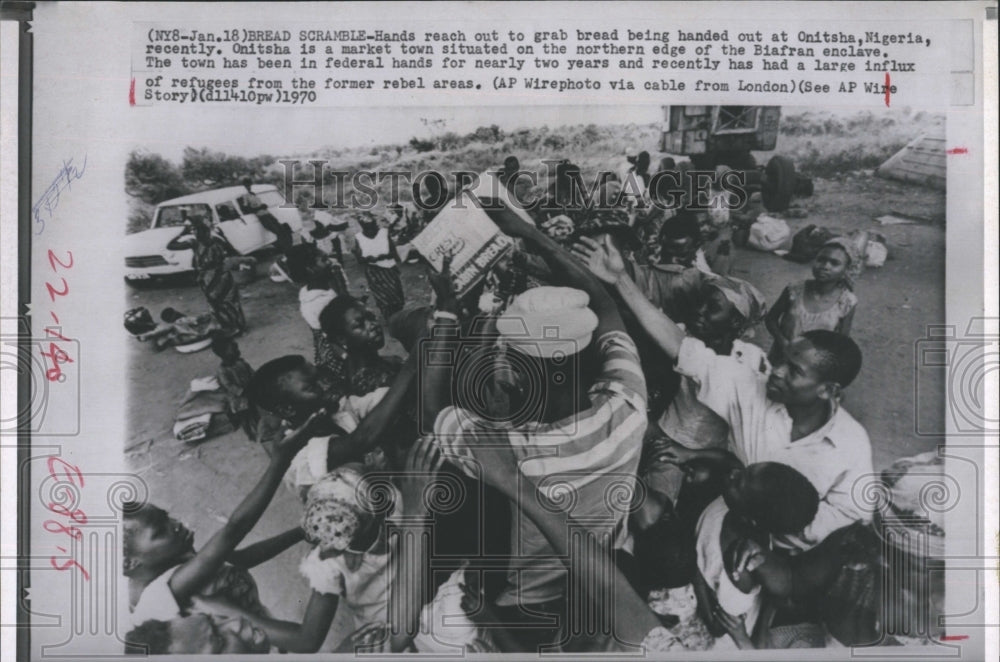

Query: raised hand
left=650, top=438, right=695, bottom=466
left=730, top=537, right=768, bottom=583
left=570, top=235, right=627, bottom=284
left=711, top=604, right=754, bottom=649
left=275, top=407, right=327, bottom=460
left=397, top=436, right=445, bottom=518
left=350, top=622, right=390, bottom=653
left=428, top=252, right=460, bottom=314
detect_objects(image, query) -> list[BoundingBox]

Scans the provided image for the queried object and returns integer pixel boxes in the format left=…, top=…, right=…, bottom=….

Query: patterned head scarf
left=821, top=237, right=862, bottom=289
left=302, top=466, right=375, bottom=552
left=703, top=275, right=767, bottom=334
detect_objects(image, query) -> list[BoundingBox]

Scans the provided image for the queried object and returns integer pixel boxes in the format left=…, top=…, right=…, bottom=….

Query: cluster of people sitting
left=125, top=153, right=938, bottom=655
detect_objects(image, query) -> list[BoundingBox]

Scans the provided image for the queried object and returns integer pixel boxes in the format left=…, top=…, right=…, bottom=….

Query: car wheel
left=762, top=155, right=796, bottom=212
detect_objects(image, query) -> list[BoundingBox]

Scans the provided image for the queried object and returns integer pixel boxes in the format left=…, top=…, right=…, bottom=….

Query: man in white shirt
left=572, top=236, right=874, bottom=552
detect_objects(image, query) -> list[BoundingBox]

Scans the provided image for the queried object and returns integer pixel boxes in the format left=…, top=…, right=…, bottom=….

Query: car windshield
left=154, top=204, right=213, bottom=228
left=236, top=189, right=287, bottom=215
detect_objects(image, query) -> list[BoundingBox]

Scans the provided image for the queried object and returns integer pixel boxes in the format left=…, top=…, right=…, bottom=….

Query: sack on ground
left=747, top=214, right=791, bottom=252
left=786, top=224, right=837, bottom=263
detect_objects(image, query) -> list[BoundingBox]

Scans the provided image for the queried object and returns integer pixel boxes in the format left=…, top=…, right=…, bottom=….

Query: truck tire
left=762, top=155, right=796, bottom=212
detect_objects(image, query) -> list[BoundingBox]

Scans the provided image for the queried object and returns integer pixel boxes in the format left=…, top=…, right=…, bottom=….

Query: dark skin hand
left=167, top=409, right=326, bottom=606
left=481, top=199, right=627, bottom=341
left=324, top=351, right=418, bottom=471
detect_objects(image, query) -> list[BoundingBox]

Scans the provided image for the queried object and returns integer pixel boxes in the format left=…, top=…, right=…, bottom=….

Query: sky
left=131, top=104, right=667, bottom=161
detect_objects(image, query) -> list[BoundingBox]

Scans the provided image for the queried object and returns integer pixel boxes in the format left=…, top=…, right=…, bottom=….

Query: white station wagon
left=125, top=184, right=325, bottom=283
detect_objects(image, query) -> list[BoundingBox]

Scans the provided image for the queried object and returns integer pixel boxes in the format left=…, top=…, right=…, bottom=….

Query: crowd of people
left=124, top=153, right=941, bottom=655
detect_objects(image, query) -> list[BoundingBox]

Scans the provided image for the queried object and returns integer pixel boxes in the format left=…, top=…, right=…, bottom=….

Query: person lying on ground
left=134, top=307, right=220, bottom=350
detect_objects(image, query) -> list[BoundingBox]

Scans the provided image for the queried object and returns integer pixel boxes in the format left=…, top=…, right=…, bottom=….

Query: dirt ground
left=125, top=174, right=946, bottom=640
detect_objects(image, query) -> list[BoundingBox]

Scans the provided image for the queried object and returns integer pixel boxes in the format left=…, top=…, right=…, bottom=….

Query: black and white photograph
left=2, top=2, right=995, bottom=661
left=118, top=103, right=952, bottom=654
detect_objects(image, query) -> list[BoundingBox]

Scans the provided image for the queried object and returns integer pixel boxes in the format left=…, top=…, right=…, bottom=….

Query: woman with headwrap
left=168, top=214, right=247, bottom=335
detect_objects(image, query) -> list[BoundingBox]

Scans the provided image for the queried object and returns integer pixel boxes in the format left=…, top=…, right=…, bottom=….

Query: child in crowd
left=126, top=612, right=272, bottom=655
left=192, top=443, right=491, bottom=653
left=766, top=238, right=859, bottom=363
left=190, top=464, right=400, bottom=653
left=124, top=411, right=322, bottom=630
left=317, top=295, right=403, bottom=398
left=211, top=335, right=257, bottom=440
left=352, top=212, right=405, bottom=321
left=692, top=462, right=820, bottom=650
left=135, top=307, right=221, bottom=350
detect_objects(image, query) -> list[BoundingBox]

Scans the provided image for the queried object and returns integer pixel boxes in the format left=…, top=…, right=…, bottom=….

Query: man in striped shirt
left=421, top=203, right=648, bottom=652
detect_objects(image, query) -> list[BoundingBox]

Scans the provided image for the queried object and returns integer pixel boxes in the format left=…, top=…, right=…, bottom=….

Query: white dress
left=695, top=498, right=762, bottom=650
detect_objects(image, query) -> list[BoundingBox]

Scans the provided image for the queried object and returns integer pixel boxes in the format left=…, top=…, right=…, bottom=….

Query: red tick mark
left=941, top=634, right=969, bottom=641
left=946, top=147, right=969, bottom=155
left=129, top=78, right=136, bottom=106
left=884, top=73, right=891, bottom=107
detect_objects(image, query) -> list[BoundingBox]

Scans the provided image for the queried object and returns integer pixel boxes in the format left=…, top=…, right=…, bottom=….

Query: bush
left=469, top=124, right=505, bottom=144
left=409, top=137, right=435, bottom=153
left=438, top=132, right=466, bottom=151
left=541, top=134, right=567, bottom=151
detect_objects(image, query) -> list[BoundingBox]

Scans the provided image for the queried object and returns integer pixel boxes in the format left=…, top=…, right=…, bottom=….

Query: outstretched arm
left=572, top=236, right=685, bottom=360
left=418, top=254, right=468, bottom=425
left=168, top=411, right=323, bottom=604
left=226, top=527, right=305, bottom=569
left=194, top=591, right=339, bottom=653
left=512, top=478, right=662, bottom=648
left=326, top=352, right=418, bottom=470
left=484, top=203, right=625, bottom=339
